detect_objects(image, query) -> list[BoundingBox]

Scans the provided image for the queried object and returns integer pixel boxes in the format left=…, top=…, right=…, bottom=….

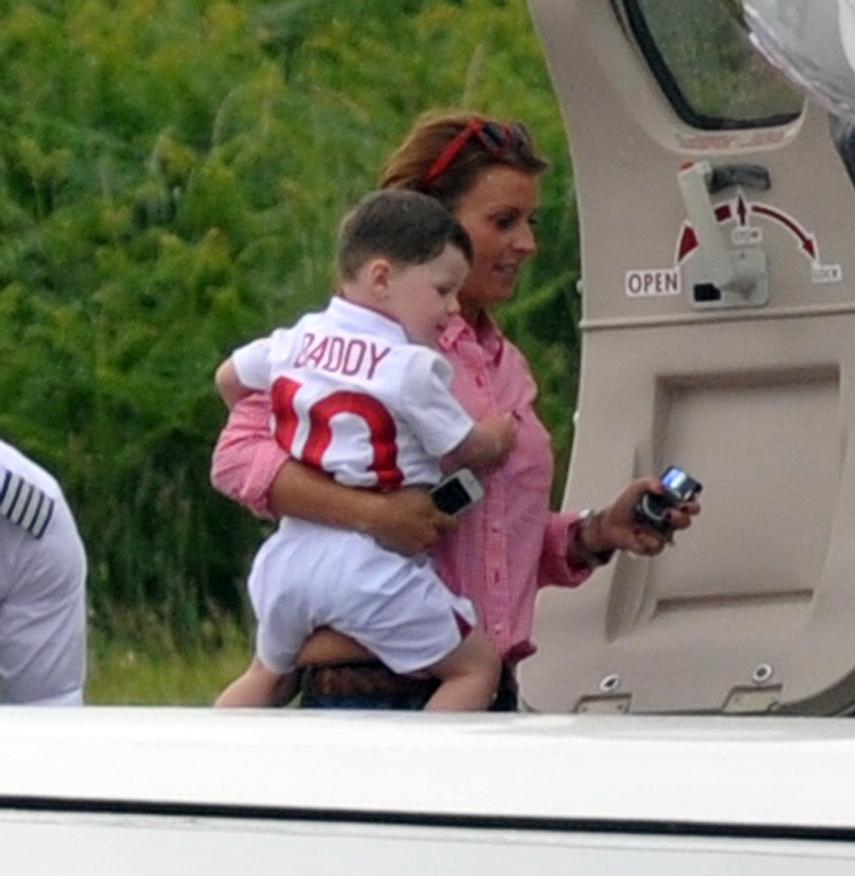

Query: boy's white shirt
left=233, top=295, right=474, bottom=489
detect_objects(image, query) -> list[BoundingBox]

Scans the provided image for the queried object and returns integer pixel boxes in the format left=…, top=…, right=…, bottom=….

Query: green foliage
left=0, top=0, right=579, bottom=645
left=86, top=607, right=252, bottom=704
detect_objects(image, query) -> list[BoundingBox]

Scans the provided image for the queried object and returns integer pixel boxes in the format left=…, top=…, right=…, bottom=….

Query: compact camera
left=634, top=466, right=702, bottom=534
left=430, top=468, right=484, bottom=516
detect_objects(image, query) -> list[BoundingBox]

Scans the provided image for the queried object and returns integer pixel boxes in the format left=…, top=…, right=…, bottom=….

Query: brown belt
left=296, top=629, right=517, bottom=710
left=300, top=661, right=437, bottom=707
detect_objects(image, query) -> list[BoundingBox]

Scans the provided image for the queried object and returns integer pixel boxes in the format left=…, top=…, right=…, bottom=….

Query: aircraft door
left=521, top=0, right=855, bottom=715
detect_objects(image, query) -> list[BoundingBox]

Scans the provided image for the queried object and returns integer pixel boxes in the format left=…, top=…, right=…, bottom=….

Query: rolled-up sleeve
left=210, top=393, right=289, bottom=520
left=538, top=510, right=593, bottom=589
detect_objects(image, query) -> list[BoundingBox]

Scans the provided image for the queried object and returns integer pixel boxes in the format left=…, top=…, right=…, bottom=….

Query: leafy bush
left=0, top=0, right=579, bottom=642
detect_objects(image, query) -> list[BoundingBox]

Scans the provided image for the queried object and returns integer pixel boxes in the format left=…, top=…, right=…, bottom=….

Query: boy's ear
left=366, top=257, right=393, bottom=298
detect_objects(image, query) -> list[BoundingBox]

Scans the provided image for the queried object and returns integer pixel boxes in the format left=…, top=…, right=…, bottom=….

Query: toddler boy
left=214, top=190, right=514, bottom=710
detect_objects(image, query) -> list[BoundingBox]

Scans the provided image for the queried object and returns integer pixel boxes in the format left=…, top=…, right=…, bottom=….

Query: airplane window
left=622, top=0, right=803, bottom=130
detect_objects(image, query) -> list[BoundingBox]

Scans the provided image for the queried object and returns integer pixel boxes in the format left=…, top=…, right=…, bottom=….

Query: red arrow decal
left=737, top=194, right=747, bottom=226
left=803, top=236, right=817, bottom=259
left=750, top=203, right=818, bottom=261
left=677, top=224, right=698, bottom=261
left=676, top=205, right=732, bottom=263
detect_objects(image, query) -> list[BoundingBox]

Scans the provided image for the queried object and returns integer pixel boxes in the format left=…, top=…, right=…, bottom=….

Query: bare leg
left=424, top=630, right=501, bottom=712
left=215, top=657, right=298, bottom=707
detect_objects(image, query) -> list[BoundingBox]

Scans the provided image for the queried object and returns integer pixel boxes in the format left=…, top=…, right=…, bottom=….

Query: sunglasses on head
left=422, top=119, right=533, bottom=187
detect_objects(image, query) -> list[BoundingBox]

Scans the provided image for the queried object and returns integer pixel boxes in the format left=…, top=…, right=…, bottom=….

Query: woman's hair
left=337, top=189, right=473, bottom=282
left=380, top=110, right=549, bottom=212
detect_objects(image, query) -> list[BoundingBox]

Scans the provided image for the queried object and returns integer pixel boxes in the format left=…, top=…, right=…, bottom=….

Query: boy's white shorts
left=248, top=518, right=476, bottom=675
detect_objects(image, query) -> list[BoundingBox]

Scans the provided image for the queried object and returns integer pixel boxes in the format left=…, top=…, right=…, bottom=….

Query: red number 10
left=271, top=376, right=403, bottom=490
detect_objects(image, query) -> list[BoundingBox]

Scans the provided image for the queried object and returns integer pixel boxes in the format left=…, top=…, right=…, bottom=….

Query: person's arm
left=210, top=393, right=289, bottom=520
left=576, top=476, right=700, bottom=558
left=446, top=412, right=517, bottom=472
left=211, top=394, right=456, bottom=553
left=215, top=357, right=253, bottom=409
left=400, top=351, right=516, bottom=473
left=540, top=477, right=701, bottom=585
left=268, top=462, right=457, bottom=555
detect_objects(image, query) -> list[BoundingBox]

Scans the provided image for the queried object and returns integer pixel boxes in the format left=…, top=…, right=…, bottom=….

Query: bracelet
left=575, top=508, right=616, bottom=568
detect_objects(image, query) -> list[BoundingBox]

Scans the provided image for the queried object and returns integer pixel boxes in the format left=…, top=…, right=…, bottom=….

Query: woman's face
left=451, top=165, right=540, bottom=321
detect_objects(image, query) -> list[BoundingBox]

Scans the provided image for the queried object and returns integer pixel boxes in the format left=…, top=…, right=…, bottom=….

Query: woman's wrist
left=353, top=492, right=388, bottom=538
left=573, top=509, right=615, bottom=568
left=268, top=458, right=381, bottom=532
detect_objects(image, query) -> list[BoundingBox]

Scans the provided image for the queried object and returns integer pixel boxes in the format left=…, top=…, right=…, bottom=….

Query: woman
left=211, top=111, right=699, bottom=709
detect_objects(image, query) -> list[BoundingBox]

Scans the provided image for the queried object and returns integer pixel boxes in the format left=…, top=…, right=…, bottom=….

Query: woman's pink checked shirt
left=211, top=314, right=592, bottom=663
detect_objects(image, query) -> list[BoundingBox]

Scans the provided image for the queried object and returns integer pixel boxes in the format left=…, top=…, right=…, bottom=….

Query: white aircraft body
left=6, top=2, right=855, bottom=872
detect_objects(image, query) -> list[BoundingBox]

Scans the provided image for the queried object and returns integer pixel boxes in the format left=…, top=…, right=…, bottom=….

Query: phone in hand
left=430, top=468, right=484, bottom=516
left=635, top=466, right=703, bottom=534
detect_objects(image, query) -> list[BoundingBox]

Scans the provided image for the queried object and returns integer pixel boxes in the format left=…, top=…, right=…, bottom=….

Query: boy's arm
left=218, top=334, right=276, bottom=409
left=400, top=350, right=496, bottom=467
left=444, top=413, right=517, bottom=472
left=215, top=357, right=253, bottom=409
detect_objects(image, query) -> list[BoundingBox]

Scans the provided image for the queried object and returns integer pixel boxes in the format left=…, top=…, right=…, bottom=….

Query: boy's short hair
left=337, top=190, right=473, bottom=282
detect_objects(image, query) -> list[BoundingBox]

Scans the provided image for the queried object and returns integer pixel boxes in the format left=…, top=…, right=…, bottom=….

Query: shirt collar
left=329, top=294, right=409, bottom=344
left=438, top=312, right=505, bottom=361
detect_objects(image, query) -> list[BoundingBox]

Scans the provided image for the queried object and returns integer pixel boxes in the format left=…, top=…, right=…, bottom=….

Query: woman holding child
left=212, top=111, right=700, bottom=710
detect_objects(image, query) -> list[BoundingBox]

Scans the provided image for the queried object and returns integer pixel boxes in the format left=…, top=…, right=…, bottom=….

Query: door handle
left=678, top=161, right=768, bottom=306
left=709, top=163, right=771, bottom=194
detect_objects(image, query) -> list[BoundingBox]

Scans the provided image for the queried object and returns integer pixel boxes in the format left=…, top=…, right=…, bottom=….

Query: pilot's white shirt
left=0, top=440, right=87, bottom=705
left=232, top=297, right=477, bottom=675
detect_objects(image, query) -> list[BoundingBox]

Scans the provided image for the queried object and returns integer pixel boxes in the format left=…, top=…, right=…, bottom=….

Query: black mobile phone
left=430, top=468, right=484, bottom=516
left=634, top=466, right=702, bottom=534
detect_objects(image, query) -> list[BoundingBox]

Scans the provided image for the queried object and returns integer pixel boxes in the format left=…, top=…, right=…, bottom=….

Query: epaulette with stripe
left=0, top=468, right=55, bottom=538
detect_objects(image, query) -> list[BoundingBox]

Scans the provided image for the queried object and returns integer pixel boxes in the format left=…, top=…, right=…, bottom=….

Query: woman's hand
left=364, top=487, right=458, bottom=555
left=580, top=477, right=701, bottom=559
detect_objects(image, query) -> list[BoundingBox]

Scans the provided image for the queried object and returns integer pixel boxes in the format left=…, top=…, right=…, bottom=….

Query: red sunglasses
left=422, top=119, right=532, bottom=187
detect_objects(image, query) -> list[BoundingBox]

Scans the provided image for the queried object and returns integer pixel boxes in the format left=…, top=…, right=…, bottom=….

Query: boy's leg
left=327, top=536, right=499, bottom=711
left=215, top=657, right=298, bottom=707
left=234, top=525, right=323, bottom=709
left=423, top=629, right=501, bottom=712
